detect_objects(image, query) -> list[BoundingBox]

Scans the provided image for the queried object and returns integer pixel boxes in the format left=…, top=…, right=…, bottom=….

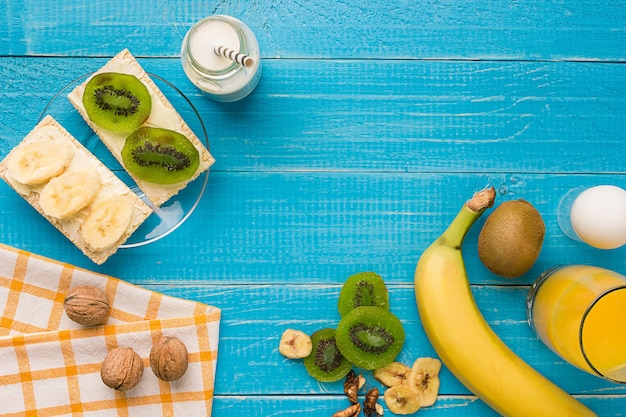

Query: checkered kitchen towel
left=0, top=243, right=220, bottom=416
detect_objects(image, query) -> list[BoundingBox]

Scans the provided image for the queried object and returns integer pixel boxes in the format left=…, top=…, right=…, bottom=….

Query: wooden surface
left=1, top=1, right=626, bottom=415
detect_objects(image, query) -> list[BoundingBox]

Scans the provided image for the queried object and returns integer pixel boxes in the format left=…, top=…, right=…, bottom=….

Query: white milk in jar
left=181, top=15, right=261, bottom=102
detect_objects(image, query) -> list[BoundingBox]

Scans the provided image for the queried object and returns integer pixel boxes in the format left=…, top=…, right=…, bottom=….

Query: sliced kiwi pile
left=122, top=127, right=200, bottom=184
left=287, top=272, right=405, bottom=382
left=83, top=72, right=152, bottom=132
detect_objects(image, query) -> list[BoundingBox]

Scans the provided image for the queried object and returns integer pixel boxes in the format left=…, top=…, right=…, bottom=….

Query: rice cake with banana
left=0, top=115, right=153, bottom=265
left=67, top=48, right=215, bottom=207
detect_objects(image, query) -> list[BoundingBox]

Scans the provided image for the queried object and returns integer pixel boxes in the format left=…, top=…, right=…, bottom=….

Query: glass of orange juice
left=527, top=265, right=626, bottom=383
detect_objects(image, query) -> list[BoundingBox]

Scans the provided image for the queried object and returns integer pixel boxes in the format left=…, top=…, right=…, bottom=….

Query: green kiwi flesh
left=303, top=328, right=352, bottom=382
left=121, top=127, right=200, bottom=185
left=83, top=72, right=152, bottom=132
left=335, top=306, right=405, bottom=370
left=338, top=271, right=389, bottom=317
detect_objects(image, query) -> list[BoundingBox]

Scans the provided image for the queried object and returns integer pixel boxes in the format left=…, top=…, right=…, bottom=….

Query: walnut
left=63, top=285, right=110, bottom=326
left=150, top=336, right=189, bottom=381
left=101, top=347, right=144, bottom=390
left=332, top=403, right=361, bottom=417
left=363, top=387, right=382, bottom=417
left=344, top=370, right=360, bottom=403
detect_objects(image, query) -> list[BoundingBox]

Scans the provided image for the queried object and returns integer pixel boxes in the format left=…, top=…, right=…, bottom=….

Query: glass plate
left=39, top=72, right=210, bottom=248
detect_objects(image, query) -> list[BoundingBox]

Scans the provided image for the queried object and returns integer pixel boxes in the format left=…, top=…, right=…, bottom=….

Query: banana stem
left=466, top=187, right=497, bottom=213
left=438, top=187, right=496, bottom=247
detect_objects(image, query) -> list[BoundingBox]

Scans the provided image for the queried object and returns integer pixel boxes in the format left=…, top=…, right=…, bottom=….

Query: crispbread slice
left=0, top=115, right=153, bottom=265
left=67, top=48, right=215, bottom=207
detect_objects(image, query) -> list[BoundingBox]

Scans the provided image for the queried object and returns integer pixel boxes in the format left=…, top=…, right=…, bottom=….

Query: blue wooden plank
left=1, top=59, right=624, bottom=175
left=3, top=171, right=626, bottom=286
left=1, top=1, right=625, bottom=415
left=1, top=1, right=625, bottom=61
left=147, top=283, right=626, bottom=398
left=210, top=395, right=625, bottom=417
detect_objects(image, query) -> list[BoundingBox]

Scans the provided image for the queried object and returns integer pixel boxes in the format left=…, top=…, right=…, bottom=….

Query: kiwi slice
left=338, top=272, right=389, bottom=317
left=83, top=72, right=152, bottom=132
left=121, top=127, right=200, bottom=185
left=335, top=306, right=405, bottom=370
left=303, top=328, right=352, bottom=382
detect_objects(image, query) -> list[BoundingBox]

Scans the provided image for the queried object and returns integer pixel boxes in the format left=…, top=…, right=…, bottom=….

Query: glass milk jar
left=181, top=15, right=261, bottom=102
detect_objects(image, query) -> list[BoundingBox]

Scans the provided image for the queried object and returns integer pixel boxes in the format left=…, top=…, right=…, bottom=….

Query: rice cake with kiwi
left=67, top=48, right=215, bottom=207
left=0, top=115, right=153, bottom=265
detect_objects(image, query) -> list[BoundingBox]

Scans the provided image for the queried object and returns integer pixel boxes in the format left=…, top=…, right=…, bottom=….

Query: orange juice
left=528, top=265, right=626, bottom=383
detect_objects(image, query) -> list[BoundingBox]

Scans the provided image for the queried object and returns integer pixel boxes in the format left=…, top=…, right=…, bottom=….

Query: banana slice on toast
left=6, top=136, right=75, bottom=185
left=67, top=48, right=215, bottom=207
left=0, top=115, right=152, bottom=264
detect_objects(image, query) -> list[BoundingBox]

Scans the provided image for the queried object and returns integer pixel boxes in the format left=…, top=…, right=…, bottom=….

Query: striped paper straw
left=214, top=45, right=255, bottom=67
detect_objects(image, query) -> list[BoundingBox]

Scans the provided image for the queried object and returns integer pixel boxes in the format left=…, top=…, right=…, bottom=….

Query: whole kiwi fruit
left=477, top=199, right=545, bottom=278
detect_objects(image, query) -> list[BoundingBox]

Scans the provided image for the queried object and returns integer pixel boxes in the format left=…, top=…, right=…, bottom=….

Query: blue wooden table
left=1, top=1, right=625, bottom=415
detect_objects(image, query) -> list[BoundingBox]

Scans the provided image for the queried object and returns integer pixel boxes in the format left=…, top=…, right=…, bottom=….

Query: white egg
left=570, top=185, right=626, bottom=249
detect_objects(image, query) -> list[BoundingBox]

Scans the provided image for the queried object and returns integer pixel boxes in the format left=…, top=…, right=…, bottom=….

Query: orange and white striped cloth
left=0, top=243, right=221, bottom=416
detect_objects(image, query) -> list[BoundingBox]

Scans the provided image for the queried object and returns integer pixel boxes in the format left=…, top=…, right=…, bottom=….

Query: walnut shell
left=101, top=347, right=144, bottom=390
left=150, top=336, right=189, bottom=381
left=63, top=285, right=110, bottom=326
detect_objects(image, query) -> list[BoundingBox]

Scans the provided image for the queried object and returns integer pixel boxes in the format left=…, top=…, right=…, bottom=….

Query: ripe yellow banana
left=414, top=187, right=597, bottom=417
